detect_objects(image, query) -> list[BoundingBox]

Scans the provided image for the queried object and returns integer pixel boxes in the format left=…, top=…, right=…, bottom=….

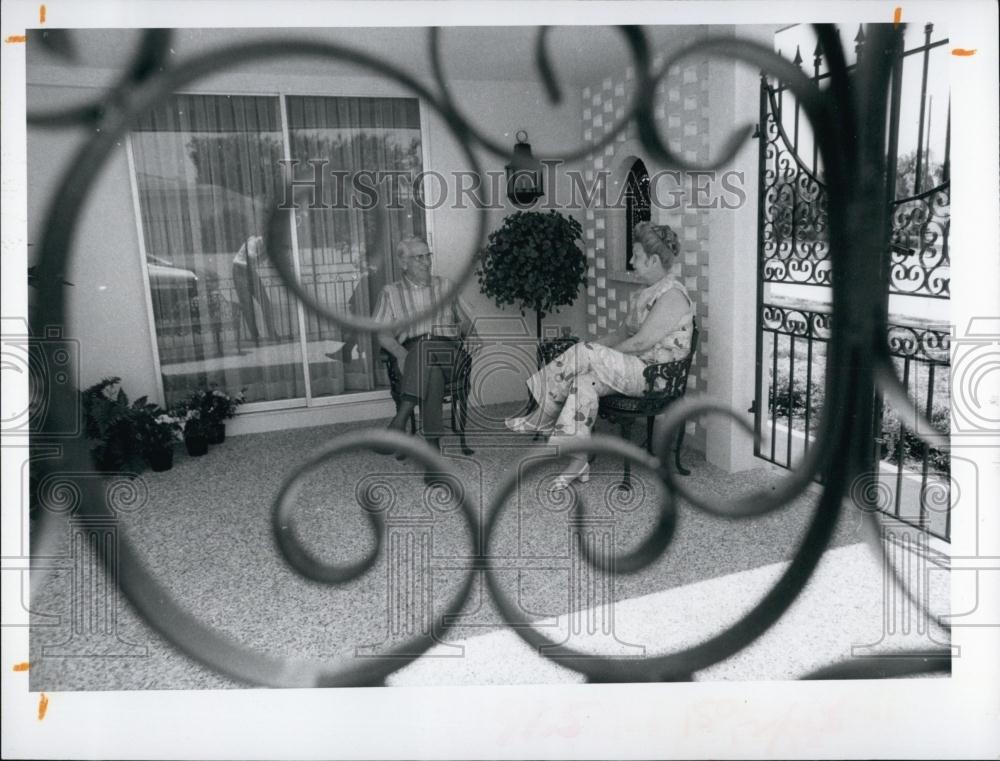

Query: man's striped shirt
left=372, top=275, right=474, bottom=343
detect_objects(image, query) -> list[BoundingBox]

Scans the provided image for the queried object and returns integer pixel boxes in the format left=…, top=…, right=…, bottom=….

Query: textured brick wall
left=580, top=55, right=712, bottom=450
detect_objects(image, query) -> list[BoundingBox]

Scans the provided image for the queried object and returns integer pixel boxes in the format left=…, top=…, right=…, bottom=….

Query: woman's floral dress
left=525, top=271, right=694, bottom=441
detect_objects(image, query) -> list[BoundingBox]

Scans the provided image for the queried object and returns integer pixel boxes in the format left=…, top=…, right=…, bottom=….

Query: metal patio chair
left=596, top=317, right=699, bottom=486
left=381, top=348, right=473, bottom=455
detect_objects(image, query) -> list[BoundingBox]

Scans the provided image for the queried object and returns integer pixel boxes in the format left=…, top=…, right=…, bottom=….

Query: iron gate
left=754, top=24, right=952, bottom=541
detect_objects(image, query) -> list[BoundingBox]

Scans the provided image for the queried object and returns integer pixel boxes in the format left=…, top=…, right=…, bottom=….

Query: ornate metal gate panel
left=754, top=25, right=952, bottom=541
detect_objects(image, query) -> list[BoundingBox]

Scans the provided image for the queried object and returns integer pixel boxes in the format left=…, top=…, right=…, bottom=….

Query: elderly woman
left=505, top=222, right=695, bottom=489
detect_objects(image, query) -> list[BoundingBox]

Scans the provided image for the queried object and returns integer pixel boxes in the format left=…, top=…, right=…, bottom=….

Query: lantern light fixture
left=505, top=129, right=544, bottom=207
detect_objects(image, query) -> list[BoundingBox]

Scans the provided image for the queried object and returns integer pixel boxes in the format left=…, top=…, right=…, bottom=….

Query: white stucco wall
left=27, top=85, right=162, bottom=402
left=703, top=24, right=777, bottom=473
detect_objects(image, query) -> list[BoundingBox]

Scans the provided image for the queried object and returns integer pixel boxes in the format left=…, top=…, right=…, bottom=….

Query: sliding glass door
left=130, top=92, right=428, bottom=409
left=286, top=95, right=426, bottom=397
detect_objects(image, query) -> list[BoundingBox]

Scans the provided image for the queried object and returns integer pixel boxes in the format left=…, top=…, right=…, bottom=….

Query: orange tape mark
left=38, top=693, right=49, bottom=720
left=13, top=662, right=31, bottom=672
left=952, top=48, right=977, bottom=56
left=5, top=35, right=27, bottom=43
left=40, top=4, right=46, bottom=23
left=893, top=7, right=902, bottom=27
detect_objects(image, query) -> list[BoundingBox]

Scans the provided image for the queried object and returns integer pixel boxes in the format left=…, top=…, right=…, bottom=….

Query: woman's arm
left=610, top=289, right=689, bottom=355
left=591, top=327, right=629, bottom=347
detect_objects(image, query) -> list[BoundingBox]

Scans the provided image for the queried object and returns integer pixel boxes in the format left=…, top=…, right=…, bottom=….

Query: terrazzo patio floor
left=28, top=404, right=949, bottom=690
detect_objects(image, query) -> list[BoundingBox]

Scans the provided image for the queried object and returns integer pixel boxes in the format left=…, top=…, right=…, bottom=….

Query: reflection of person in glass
left=340, top=246, right=385, bottom=364
left=232, top=234, right=277, bottom=344
left=373, top=236, right=474, bottom=456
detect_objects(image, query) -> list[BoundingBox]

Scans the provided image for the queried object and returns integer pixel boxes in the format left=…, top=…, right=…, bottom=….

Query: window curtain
left=132, top=94, right=304, bottom=407
left=286, top=96, right=426, bottom=395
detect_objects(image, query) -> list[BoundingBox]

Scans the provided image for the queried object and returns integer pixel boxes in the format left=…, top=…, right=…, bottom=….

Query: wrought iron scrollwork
left=887, top=323, right=951, bottom=364
left=761, top=303, right=832, bottom=340
left=889, top=183, right=951, bottom=298
left=759, top=85, right=832, bottom=286
left=30, top=23, right=951, bottom=687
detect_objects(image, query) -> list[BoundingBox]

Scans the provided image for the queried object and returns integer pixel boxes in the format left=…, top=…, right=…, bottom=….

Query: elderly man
left=372, top=235, right=475, bottom=456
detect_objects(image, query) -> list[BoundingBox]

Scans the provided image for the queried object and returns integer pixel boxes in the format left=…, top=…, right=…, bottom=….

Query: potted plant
left=189, top=386, right=245, bottom=444
left=180, top=408, right=209, bottom=457
left=81, top=377, right=139, bottom=472
left=476, top=210, right=586, bottom=339
left=133, top=403, right=183, bottom=472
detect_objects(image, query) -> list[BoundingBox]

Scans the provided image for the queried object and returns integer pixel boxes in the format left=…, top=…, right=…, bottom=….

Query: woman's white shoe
left=504, top=415, right=554, bottom=434
left=550, top=460, right=591, bottom=492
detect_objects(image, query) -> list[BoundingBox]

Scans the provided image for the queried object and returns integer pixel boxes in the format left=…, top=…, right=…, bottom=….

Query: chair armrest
left=538, top=336, right=579, bottom=367
left=642, top=356, right=693, bottom=398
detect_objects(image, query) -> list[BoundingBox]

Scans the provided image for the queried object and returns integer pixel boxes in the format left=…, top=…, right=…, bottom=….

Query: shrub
left=879, top=403, right=950, bottom=476
left=476, top=210, right=586, bottom=338
left=768, top=365, right=825, bottom=419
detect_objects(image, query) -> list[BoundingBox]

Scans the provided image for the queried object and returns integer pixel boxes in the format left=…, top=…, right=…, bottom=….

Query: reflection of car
left=146, top=254, right=224, bottom=298
left=145, top=255, right=226, bottom=351
left=147, top=254, right=199, bottom=296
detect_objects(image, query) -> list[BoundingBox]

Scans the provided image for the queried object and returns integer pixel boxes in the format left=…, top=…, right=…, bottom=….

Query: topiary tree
left=476, top=210, right=586, bottom=338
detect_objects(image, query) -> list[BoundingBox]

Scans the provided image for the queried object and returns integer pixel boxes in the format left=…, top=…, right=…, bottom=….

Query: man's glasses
left=404, top=252, right=433, bottom=261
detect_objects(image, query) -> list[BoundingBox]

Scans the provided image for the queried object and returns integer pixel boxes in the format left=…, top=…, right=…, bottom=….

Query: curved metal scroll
left=759, top=71, right=950, bottom=298
left=30, top=23, right=951, bottom=686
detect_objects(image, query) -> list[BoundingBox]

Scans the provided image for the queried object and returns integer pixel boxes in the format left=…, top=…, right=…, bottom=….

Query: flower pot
left=146, top=447, right=174, bottom=472
left=184, top=434, right=208, bottom=457
left=206, top=422, right=226, bottom=444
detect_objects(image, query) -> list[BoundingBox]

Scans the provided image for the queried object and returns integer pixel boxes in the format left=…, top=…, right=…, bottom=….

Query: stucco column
left=704, top=25, right=775, bottom=473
